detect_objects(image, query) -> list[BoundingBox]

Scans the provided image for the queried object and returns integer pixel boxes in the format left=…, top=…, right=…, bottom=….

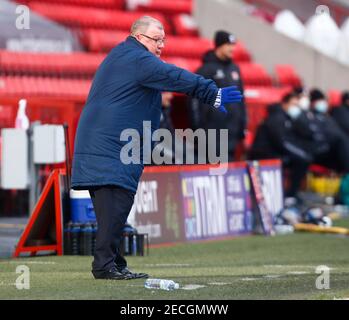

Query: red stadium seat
left=81, top=29, right=212, bottom=58
left=244, top=86, right=292, bottom=133
left=0, top=104, right=16, bottom=128
left=275, top=64, right=302, bottom=88
left=238, top=63, right=273, bottom=87
left=162, top=56, right=201, bottom=72
left=80, top=29, right=130, bottom=52
left=0, top=50, right=105, bottom=77
left=309, top=164, right=332, bottom=175
left=162, top=36, right=212, bottom=59
left=232, top=42, right=252, bottom=63
left=328, top=90, right=341, bottom=107
left=19, top=0, right=125, bottom=9
left=172, top=14, right=198, bottom=37
left=133, top=0, right=192, bottom=16
left=28, top=2, right=171, bottom=32
left=0, top=76, right=91, bottom=101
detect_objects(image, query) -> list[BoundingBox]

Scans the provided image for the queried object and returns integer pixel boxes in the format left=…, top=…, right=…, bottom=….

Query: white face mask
left=314, top=100, right=328, bottom=113
left=299, top=96, right=310, bottom=111
left=287, top=105, right=301, bottom=119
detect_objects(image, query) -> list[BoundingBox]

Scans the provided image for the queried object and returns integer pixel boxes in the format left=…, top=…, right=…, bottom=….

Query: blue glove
left=215, top=86, right=243, bottom=113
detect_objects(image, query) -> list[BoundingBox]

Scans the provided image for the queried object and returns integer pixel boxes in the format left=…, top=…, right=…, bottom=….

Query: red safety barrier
left=0, top=97, right=84, bottom=155
left=13, top=169, right=65, bottom=257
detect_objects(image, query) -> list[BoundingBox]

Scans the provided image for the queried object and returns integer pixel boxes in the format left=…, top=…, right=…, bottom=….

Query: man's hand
left=214, top=86, right=243, bottom=113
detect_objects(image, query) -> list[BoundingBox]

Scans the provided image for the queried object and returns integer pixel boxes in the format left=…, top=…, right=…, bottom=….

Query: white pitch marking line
left=181, top=284, right=206, bottom=290
left=208, top=282, right=230, bottom=286
left=145, top=264, right=192, bottom=267
left=8, top=261, right=56, bottom=265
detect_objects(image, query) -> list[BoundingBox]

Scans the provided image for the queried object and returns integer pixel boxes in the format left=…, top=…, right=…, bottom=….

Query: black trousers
left=88, top=185, right=135, bottom=272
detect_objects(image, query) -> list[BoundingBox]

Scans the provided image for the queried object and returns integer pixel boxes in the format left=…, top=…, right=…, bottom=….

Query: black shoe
left=117, top=266, right=149, bottom=279
left=92, top=268, right=132, bottom=280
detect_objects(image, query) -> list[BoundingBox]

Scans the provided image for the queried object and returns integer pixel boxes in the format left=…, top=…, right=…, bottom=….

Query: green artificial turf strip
left=0, top=232, right=349, bottom=300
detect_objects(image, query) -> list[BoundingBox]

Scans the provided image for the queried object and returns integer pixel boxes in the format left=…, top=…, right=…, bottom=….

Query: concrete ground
left=0, top=217, right=28, bottom=258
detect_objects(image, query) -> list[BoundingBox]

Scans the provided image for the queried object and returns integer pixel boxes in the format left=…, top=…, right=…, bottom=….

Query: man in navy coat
left=71, top=16, right=242, bottom=280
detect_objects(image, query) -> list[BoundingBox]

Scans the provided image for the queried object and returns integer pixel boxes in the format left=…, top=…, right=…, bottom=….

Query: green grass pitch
left=1, top=222, right=349, bottom=300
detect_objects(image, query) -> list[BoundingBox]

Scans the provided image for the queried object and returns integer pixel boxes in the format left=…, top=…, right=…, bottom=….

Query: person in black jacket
left=331, top=91, right=349, bottom=138
left=189, top=30, right=246, bottom=162
left=249, top=92, right=313, bottom=198
left=293, top=89, right=349, bottom=173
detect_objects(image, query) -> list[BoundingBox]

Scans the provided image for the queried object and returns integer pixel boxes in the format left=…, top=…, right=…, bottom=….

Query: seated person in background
left=293, top=89, right=349, bottom=174
left=331, top=91, right=349, bottom=138
left=249, top=92, right=313, bottom=199
left=293, top=86, right=311, bottom=112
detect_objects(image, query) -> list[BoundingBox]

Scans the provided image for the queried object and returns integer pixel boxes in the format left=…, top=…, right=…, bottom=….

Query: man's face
left=219, top=43, right=235, bottom=61
left=286, top=97, right=300, bottom=110
left=136, top=24, right=165, bottom=58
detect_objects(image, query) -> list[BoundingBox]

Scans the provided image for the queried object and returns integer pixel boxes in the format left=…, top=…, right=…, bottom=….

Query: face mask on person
left=314, top=100, right=328, bottom=113
left=287, top=105, right=301, bottom=119
left=299, top=96, right=310, bottom=111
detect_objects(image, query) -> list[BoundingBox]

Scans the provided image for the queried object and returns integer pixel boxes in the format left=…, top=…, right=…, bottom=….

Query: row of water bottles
left=63, top=222, right=97, bottom=256
left=63, top=222, right=144, bottom=256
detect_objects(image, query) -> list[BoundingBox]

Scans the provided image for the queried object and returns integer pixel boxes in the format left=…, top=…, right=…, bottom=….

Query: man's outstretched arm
left=137, top=53, right=243, bottom=111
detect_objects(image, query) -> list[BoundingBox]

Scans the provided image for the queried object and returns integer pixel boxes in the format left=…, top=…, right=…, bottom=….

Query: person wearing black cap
left=331, top=91, right=349, bottom=138
left=188, top=30, right=246, bottom=162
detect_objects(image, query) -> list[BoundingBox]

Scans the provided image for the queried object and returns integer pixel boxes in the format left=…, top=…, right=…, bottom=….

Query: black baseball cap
left=214, top=30, right=236, bottom=48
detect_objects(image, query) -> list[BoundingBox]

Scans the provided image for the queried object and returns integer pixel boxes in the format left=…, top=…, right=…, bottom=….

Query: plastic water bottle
left=144, top=279, right=179, bottom=291
left=70, top=223, right=81, bottom=255
left=15, top=99, right=30, bottom=130
left=79, top=223, right=93, bottom=255
left=132, top=234, right=137, bottom=256
left=63, top=222, right=72, bottom=255
left=91, top=223, right=97, bottom=255
left=274, top=224, right=294, bottom=235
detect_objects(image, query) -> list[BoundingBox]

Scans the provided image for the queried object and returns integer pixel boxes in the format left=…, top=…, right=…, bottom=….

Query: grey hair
left=130, top=16, right=164, bottom=35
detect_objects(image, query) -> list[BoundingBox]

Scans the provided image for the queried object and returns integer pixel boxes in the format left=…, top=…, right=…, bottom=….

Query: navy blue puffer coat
left=71, top=36, right=218, bottom=192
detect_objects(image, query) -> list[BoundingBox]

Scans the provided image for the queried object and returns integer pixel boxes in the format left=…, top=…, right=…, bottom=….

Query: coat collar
left=126, top=36, right=149, bottom=52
